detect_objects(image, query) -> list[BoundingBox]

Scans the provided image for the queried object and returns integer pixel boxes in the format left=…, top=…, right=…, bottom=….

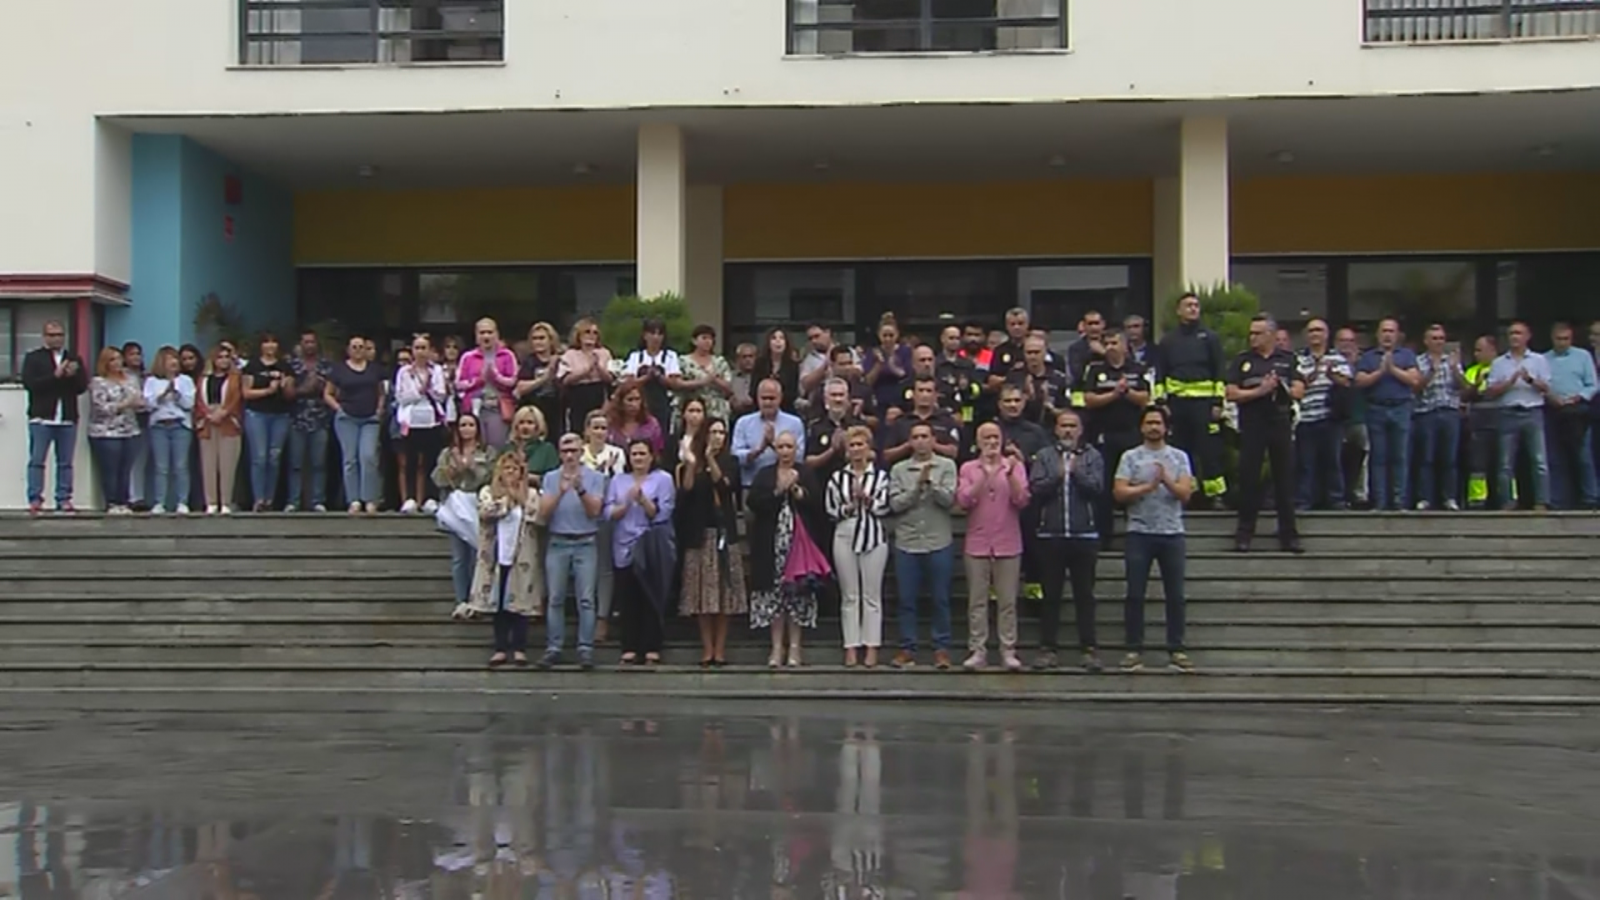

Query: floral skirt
left=679, top=530, right=748, bottom=616
left=748, top=580, right=820, bottom=630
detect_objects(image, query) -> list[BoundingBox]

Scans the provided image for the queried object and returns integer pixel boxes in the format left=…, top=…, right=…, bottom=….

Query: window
left=0, top=301, right=73, bottom=380
left=1363, top=0, right=1600, bottom=43
left=789, top=0, right=1065, bottom=54
left=1231, top=261, right=1329, bottom=325
left=1348, top=260, right=1475, bottom=326
left=725, top=265, right=858, bottom=352
left=239, top=0, right=504, bottom=66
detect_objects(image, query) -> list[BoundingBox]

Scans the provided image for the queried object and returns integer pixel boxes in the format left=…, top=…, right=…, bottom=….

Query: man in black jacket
left=21, top=320, right=89, bottom=513
left=1028, top=408, right=1107, bottom=672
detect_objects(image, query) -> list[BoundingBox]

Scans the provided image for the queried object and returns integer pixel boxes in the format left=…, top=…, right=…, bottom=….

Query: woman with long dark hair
left=433, top=411, right=494, bottom=618
left=394, top=333, right=451, bottom=513
left=621, top=317, right=683, bottom=432
left=557, top=316, right=614, bottom=435
left=241, top=331, right=295, bottom=511
left=676, top=324, right=734, bottom=427
left=676, top=417, right=745, bottom=666
left=604, top=438, right=676, bottom=665
left=751, top=327, right=801, bottom=413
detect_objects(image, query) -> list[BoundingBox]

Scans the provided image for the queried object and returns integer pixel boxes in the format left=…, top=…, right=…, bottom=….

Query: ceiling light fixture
left=1270, top=150, right=1294, bottom=165
left=1532, top=144, right=1558, bottom=158
left=573, top=162, right=593, bottom=175
left=813, top=160, right=831, bottom=172
left=356, top=164, right=378, bottom=178
left=1047, top=154, right=1067, bottom=168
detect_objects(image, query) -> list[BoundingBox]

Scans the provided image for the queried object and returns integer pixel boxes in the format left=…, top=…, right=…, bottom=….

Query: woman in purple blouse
left=605, top=438, right=677, bottom=665
left=606, top=384, right=665, bottom=457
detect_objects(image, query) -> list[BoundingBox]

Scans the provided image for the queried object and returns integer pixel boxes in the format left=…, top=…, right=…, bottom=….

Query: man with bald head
left=731, top=378, right=806, bottom=486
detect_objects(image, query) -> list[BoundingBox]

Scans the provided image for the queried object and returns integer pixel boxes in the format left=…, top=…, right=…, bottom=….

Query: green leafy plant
left=1173, top=282, right=1262, bottom=358
left=599, top=292, right=694, bottom=357
left=302, top=318, right=348, bottom=357
left=193, top=293, right=253, bottom=355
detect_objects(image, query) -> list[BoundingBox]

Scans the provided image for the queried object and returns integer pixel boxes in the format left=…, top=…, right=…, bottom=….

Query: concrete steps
left=0, top=510, right=1594, bottom=703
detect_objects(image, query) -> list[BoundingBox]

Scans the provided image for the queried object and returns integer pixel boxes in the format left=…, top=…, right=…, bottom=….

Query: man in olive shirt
left=887, top=421, right=960, bottom=670
left=1226, top=314, right=1306, bottom=553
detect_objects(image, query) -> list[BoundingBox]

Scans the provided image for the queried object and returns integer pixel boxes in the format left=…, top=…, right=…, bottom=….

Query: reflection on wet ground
left=0, top=702, right=1597, bottom=899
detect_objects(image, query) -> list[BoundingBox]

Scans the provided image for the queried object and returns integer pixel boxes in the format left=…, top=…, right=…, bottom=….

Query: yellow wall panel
left=1235, top=172, right=1600, bottom=255
left=294, top=186, right=635, bottom=265
left=724, top=180, right=1154, bottom=260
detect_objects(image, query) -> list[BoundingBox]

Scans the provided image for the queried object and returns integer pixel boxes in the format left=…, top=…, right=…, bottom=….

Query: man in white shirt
left=20, top=321, right=89, bottom=513
left=1485, top=320, right=1553, bottom=510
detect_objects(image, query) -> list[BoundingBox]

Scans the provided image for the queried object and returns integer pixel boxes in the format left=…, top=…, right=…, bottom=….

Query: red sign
left=223, top=215, right=235, bottom=242
left=224, top=175, right=243, bottom=206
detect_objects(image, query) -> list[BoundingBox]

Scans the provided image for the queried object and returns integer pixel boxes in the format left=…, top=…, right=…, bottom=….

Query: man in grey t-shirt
left=1113, top=406, right=1197, bottom=673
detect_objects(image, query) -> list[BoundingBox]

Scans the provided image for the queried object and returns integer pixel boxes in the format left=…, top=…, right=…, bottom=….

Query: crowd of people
left=19, top=294, right=1598, bottom=672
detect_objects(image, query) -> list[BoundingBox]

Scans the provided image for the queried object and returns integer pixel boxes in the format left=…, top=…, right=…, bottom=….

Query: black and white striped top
left=825, top=466, right=894, bottom=553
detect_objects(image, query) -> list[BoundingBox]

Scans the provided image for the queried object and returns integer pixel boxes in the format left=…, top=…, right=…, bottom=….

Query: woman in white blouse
left=142, top=346, right=197, bottom=515
left=393, top=334, right=451, bottom=514
left=825, top=425, right=893, bottom=668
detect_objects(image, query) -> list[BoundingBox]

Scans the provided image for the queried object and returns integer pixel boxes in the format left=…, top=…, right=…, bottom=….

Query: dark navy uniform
left=1227, top=348, right=1304, bottom=549
left=1156, top=321, right=1228, bottom=502
left=1006, top=366, right=1071, bottom=426
left=894, top=372, right=957, bottom=417
left=1075, top=358, right=1152, bottom=547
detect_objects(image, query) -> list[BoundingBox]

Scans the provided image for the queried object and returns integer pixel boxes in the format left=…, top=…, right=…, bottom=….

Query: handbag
left=434, top=490, right=480, bottom=546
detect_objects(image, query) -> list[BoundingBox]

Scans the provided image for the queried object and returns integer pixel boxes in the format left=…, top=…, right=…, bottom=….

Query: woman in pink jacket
left=455, top=317, right=520, bottom=449
left=956, top=421, right=1032, bottom=672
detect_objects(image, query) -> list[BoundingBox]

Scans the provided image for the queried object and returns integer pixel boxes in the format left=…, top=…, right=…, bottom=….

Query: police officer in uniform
left=1007, top=335, right=1071, bottom=425
left=894, top=343, right=956, bottom=417
left=936, top=325, right=981, bottom=426
left=1076, top=330, right=1151, bottom=548
left=1226, top=314, right=1305, bottom=553
left=1155, top=292, right=1228, bottom=507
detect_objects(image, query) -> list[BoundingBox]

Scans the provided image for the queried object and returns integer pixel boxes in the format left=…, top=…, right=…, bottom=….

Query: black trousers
left=1036, top=536, right=1100, bottom=651
left=615, top=564, right=664, bottom=655
left=1167, top=398, right=1223, bottom=498
left=491, top=565, right=528, bottom=652
left=1096, top=430, right=1140, bottom=547
left=1235, top=416, right=1298, bottom=541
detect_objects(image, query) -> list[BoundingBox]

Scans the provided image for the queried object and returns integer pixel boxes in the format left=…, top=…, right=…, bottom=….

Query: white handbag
left=434, top=489, right=480, bottom=547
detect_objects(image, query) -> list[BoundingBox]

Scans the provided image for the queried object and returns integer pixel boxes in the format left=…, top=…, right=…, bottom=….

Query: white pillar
left=684, top=185, right=724, bottom=332
left=1178, top=116, right=1230, bottom=289
left=636, top=123, right=687, bottom=299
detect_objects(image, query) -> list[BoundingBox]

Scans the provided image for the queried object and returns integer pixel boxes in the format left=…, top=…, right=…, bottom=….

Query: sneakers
left=284, top=504, right=299, bottom=514
left=26, top=500, right=42, bottom=516
left=1119, top=652, right=1144, bottom=672
left=1415, top=500, right=1431, bottom=511
left=220, top=505, right=234, bottom=516
left=205, top=505, right=219, bottom=516
left=422, top=498, right=439, bottom=514
left=1081, top=650, right=1103, bottom=673
left=57, top=502, right=76, bottom=514
left=313, top=503, right=328, bottom=513
left=400, top=498, right=419, bottom=514
left=175, top=503, right=191, bottom=516
left=536, top=651, right=560, bottom=670
left=962, top=651, right=988, bottom=671
left=348, top=502, right=363, bottom=515
left=892, top=650, right=916, bottom=669
left=1168, top=651, right=1196, bottom=673
left=150, top=505, right=167, bottom=516
left=933, top=650, right=952, bottom=670
left=578, top=649, right=595, bottom=671
left=1032, top=651, right=1058, bottom=671
left=1443, top=499, right=1461, bottom=511
left=1001, top=651, right=1024, bottom=672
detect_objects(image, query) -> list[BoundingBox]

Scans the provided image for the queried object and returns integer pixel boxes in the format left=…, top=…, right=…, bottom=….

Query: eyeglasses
left=559, top=447, right=581, bottom=454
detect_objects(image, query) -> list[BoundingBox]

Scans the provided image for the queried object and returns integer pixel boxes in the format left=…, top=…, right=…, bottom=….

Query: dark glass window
left=240, top=0, right=505, bottom=66
left=790, top=0, right=1065, bottom=54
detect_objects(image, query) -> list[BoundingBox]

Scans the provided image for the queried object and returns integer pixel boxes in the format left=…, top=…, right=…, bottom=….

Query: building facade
left=1, top=0, right=1598, bottom=505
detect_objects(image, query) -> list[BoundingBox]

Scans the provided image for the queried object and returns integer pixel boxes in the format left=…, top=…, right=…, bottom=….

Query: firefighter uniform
left=1006, top=366, right=1071, bottom=426
left=1463, top=361, right=1500, bottom=508
left=1074, top=357, right=1151, bottom=549
left=1227, top=347, right=1304, bottom=550
left=936, top=354, right=981, bottom=423
left=1155, top=321, right=1228, bottom=502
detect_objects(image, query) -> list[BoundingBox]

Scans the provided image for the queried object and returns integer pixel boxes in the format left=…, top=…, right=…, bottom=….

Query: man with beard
left=1076, top=330, right=1150, bottom=548
left=805, top=343, right=877, bottom=427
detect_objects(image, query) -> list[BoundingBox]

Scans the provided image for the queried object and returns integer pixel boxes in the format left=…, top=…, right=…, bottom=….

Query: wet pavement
left=0, top=701, right=1597, bottom=899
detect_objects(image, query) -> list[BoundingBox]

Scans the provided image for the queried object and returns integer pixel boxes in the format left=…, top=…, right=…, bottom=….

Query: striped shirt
left=1294, top=349, right=1351, bottom=424
left=1415, top=353, right=1463, bottom=413
left=825, top=465, right=893, bottom=553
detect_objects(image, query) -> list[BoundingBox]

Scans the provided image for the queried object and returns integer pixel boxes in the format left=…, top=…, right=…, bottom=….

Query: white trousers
left=833, top=524, right=887, bottom=649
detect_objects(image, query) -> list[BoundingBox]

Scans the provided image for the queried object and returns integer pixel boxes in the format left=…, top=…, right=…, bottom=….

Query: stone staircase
left=0, top=511, right=1595, bottom=704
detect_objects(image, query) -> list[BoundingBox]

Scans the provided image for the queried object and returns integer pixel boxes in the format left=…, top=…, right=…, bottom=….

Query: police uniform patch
left=819, top=434, right=829, bottom=446
left=1098, top=372, right=1108, bottom=382
left=1242, top=361, right=1251, bottom=373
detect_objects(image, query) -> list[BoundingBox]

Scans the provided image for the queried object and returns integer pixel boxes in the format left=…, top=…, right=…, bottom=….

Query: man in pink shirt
left=956, top=421, right=1032, bottom=671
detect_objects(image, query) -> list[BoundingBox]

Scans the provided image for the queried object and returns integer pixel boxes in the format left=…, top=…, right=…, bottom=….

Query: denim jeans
left=333, top=413, right=381, bottom=505
left=1123, top=532, right=1186, bottom=653
left=244, top=410, right=291, bottom=507
left=1365, top=402, right=1413, bottom=510
left=128, top=418, right=150, bottom=504
left=88, top=436, right=135, bottom=508
left=893, top=545, right=953, bottom=652
left=545, top=536, right=599, bottom=654
left=448, top=533, right=475, bottom=604
left=1497, top=407, right=1550, bottom=508
left=1413, top=408, right=1461, bottom=507
left=26, top=422, right=76, bottom=506
left=287, top=426, right=330, bottom=508
left=1294, top=418, right=1345, bottom=509
left=1546, top=409, right=1597, bottom=509
left=148, top=423, right=193, bottom=510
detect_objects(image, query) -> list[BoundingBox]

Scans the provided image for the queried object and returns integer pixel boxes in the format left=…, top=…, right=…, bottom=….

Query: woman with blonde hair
left=88, top=347, right=145, bottom=513
left=142, top=345, right=197, bottom=515
left=502, top=405, right=560, bottom=484
left=825, top=424, right=892, bottom=668
left=514, top=321, right=563, bottom=440
left=557, top=316, right=614, bottom=435
left=194, top=343, right=244, bottom=514
left=579, top=409, right=626, bottom=643
left=465, top=452, right=545, bottom=668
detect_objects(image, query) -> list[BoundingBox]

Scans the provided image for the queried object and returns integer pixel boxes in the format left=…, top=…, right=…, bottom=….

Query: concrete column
left=1151, top=117, right=1231, bottom=332
left=684, top=185, right=724, bottom=332
left=635, top=123, right=687, bottom=299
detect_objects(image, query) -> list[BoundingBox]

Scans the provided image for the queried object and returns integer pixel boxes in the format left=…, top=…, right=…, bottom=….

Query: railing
left=788, top=0, right=1066, bottom=54
left=238, top=0, right=503, bottom=66
left=1364, top=0, right=1600, bottom=43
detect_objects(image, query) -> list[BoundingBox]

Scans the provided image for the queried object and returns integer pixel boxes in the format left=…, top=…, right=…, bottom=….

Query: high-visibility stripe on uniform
left=1202, top=475, right=1227, bottom=497
left=1162, top=378, right=1225, bottom=400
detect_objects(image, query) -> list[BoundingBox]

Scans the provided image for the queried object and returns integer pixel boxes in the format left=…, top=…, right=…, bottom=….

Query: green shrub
left=599, top=292, right=694, bottom=357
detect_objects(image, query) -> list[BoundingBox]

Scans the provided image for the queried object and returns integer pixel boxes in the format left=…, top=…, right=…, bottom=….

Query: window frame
left=0, top=301, right=81, bottom=383
left=787, top=0, right=1068, bottom=55
left=237, top=0, right=506, bottom=67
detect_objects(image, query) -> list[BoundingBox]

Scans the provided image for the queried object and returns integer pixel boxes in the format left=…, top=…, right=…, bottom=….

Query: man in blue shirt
left=1486, top=320, right=1553, bottom=511
left=732, top=378, right=806, bottom=486
left=1543, top=322, right=1597, bottom=509
left=538, top=432, right=608, bottom=669
left=1352, top=318, right=1423, bottom=511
